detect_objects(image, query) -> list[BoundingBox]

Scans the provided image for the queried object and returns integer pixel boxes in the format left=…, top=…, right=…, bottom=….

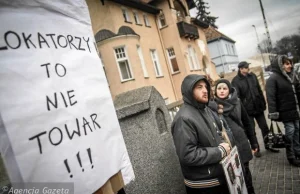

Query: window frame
left=231, top=45, right=235, bottom=55
left=121, top=8, right=130, bottom=22
left=187, top=45, right=200, bottom=70
left=137, top=45, right=149, bottom=78
left=158, top=13, right=167, bottom=28
left=133, top=11, right=141, bottom=25
left=150, top=49, right=163, bottom=77
left=143, top=14, right=151, bottom=27
left=226, top=44, right=230, bottom=55
left=114, top=46, right=134, bottom=82
left=166, top=47, right=180, bottom=74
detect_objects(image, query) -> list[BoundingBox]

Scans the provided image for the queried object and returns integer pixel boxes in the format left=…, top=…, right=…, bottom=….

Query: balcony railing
left=167, top=99, right=183, bottom=121
left=177, top=21, right=199, bottom=40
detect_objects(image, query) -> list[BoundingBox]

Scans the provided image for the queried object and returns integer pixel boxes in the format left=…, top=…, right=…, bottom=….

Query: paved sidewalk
left=249, top=123, right=300, bottom=194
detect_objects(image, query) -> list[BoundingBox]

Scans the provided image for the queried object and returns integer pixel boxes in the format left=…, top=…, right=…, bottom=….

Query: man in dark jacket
left=171, top=74, right=231, bottom=194
left=231, top=61, right=279, bottom=156
left=266, top=55, right=300, bottom=167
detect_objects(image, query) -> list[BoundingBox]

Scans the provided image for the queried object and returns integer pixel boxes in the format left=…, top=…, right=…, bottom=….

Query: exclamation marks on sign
left=64, top=148, right=94, bottom=178
left=64, top=159, right=73, bottom=178
left=77, top=152, right=84, bottom=172
left=87, top=148, right=94, bottom=169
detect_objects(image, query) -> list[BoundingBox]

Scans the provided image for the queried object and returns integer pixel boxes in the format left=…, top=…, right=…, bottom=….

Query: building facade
left=204, top=27, right=239, bottom=74
left=87, top=0, right=219, bottom=103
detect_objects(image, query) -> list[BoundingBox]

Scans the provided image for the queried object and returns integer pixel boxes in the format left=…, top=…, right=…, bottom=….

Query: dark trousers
left=244, top=162, right=255, bottom=194
left=283, top=120, right=300, bottom=159
left=249, top=112, right=270, bottom=150
left=185, top=184, right=230, bottom=194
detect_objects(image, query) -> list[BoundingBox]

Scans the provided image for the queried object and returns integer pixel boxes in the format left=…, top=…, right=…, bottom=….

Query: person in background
left=266, top=55, right=300, bottom=167
left=171, top=74, right=230, bottom=194
left=211, top=79, right=258, bottom=194
left=231, top=61, right=279, bottom=156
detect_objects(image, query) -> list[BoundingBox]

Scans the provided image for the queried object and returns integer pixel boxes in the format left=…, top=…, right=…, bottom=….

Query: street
left=250, top=121, right=300, bottom=194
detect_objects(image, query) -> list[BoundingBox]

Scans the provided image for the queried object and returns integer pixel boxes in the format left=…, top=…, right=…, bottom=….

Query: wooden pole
left=94, top=171, right=124, bottom=194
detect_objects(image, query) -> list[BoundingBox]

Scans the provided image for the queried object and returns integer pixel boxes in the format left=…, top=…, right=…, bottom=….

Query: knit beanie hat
left=214, top=79, right=232, bottom=97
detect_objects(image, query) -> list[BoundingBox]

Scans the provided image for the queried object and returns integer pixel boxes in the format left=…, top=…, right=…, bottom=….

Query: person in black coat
left=266, top=55, right=300, bottom=167
left=171, top=75, right=231, bottom=194
left=211, top=79, right=258, bottom=194
left=231, top=61, right=279, bottom=156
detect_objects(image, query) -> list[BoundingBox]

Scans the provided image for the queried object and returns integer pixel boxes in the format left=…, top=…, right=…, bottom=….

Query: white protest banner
left=221, top=146, right=247, bottom=194
left=0, top=0, right=134, bottom=193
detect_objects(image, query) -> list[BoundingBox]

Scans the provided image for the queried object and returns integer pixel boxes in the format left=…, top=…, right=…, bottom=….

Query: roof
left=203, top=26, right=236, bottom=43
left=95, top=26, right=139, bottom=43
left=191, top=18, right=209, bottom=29
left=107, top=0, right=193, bottom=14
left=118, top=26, right=139, bottom=36
left=95, top=29, right=116, bottom=42
left=186, top=0, right=196, bottom=9
left=108, top=0, right=160, bottom=14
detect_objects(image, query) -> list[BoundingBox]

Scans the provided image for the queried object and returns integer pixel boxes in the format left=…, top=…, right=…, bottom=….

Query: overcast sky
left=190, top=0, right=300, bottom=60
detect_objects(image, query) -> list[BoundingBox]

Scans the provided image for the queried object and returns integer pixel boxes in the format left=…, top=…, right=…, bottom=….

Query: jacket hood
left=181, top=74, right=210, bottom=109
left=214, top=87, right=239, bottom=116
left=271, top=55, right=295, bottom=82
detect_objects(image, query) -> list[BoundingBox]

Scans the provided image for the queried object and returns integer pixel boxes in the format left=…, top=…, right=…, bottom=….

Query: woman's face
left=216, top=83, right=229, bottom=99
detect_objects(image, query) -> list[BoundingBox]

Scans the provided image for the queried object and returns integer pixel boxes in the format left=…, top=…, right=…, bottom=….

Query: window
left=158, top=14, right=167, bottom=28
left=122, top=8, right=130, bottom=22
left=167, top=48, right=179, bottom=73
left=114, top=47, right=133, bottom=81
left=226, top=44, right=231, bottom=55
left=133, top=11, right=141, bottom=24
left=232, top=45, right=235, bottom=55
left=187, top=46, right=200, bottom=70
left=202, top=58, right=208, bottom=74
left=137, top=45, right=149, bottom=78
left=143, top=14, right=150, bottom=27
left=174, top=0, right=186, bottom=21
left=150, top=49, right=163, bottom=77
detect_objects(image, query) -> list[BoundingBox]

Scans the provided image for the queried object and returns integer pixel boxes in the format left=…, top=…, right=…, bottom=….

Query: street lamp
left=252, top=25, right=266, bottom=71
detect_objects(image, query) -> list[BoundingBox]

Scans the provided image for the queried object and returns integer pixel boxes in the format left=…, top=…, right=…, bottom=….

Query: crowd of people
left=171, top=54, right=300, bottom=194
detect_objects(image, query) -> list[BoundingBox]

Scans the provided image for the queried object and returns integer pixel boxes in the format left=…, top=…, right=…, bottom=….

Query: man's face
left=283, top=60, right=292, bottom=73
left=193, top=80, right=208, bottom=103
left=240, top=67, right=249, bottom=76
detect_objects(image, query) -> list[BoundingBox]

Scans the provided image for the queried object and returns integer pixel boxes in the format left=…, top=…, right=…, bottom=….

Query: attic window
left=122, top=8, right=130, bottom=22
left=174, top=0, right=187, bottom=21
left=133, top=11, right=141, bottom=25
left=143, top=14, right=150, bottom=27
left=158, top=13, right=167, bottom=28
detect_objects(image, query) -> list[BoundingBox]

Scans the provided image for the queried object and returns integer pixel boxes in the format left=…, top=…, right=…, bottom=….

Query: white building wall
left=207, top=38, right=239, bottom=74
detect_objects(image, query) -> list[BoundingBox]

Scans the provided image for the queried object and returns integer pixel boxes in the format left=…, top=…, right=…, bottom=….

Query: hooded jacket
left=171, top=75, right=226, bottom=187
left=211, top=86, right=258, bottom=163
left=266, top=55, right=300, bottom=122
left=231, top=70, right=266, bottom=116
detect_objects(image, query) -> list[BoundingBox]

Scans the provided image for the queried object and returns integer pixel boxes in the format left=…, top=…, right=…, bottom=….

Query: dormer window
left=133, top=11, right=141, bottom=25
left=143, top=14, right=150, bottom=27
left=158, top=13, right=167, bottom=28
left=122, top=8, right=130, bottom=22
left=174, top=0, right=187, bottom=21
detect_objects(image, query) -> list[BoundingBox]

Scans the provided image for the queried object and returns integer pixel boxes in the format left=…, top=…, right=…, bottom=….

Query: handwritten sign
left=221, top=146, right=247, bottom=194
left=0, top=0, right=134, bottom=193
